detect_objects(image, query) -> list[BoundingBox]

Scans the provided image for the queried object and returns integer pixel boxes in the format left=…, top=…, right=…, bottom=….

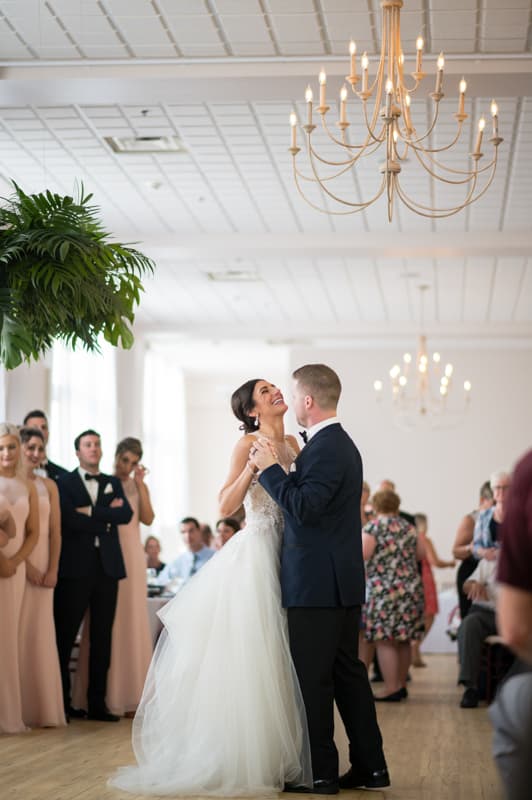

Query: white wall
left=289, top=345, right=532, bottom=585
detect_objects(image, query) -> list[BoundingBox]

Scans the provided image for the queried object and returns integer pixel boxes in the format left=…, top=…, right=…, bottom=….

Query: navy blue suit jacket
left=57, top=470, right=132, bottom=580
left=259, top=423, right=365, bottom=608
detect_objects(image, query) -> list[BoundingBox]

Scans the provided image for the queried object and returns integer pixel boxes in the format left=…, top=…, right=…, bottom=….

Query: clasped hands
left=248, top=438, right=278, bottom=474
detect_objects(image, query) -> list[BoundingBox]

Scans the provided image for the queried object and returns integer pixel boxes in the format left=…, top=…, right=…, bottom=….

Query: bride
left=110, top=379, right=312, bottom=796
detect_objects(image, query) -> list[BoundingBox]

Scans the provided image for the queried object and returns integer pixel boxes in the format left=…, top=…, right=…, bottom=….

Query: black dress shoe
left=339, top=767, right=390, bottom=790
left=68, top=706, right=87, bottom=719
left=460, top=687, right=479, bottom=708
left=284, top=780, right=338, bottom=795
left=398, top=687, right=408, bottom=699
left=87, top=707, right=120, bottom=722
left=374, top=689, right=404, bottom=702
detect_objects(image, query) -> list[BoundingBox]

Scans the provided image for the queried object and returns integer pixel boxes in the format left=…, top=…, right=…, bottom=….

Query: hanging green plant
left=0, top=182, right=155, bottom=369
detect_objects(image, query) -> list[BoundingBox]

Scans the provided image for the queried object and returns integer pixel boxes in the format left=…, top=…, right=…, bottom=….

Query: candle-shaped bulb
left=457, top=78, right=467, bottom=116
left=437, top=52, right=445, bottom=71
left=361, top=51, right=369, bottom=93
left=319, top=69, right=327, bottom=109
left=305, top=85, right=313, bottom=103
left=459, top=78, right=467, bottom=94
left=393, top=129, right=398, bottom=143
left=399, top=52, right=404, bottom=66
left=319, top=69, right=326, bottom=86
left=361, top=51, right=369, bottom=70
left=289, top=112, right=297, bottom=148
left=385, top=79, right=393, bottom=95
left=305, top=85, right=313, bottom=126
left=349, top=39, right=357, bottom=79
left=340, top=85, right=348, bottom=102
left=490, top=100, right=499, bottom=137
left=373, top=379, right=383, bottom=392
left=416, top=36, right=423, bottom=72
left=464, top=380, right=472, bottom=392
left=405, top=93, right=411, bottom=108
left=491, top=100, right=498, bottom=117
left=474, top=116, right=485, bottom=155
left=478, top=117, right=486, bottom=132
left=349, top=39, right=356, bottom=56
left=435, top=52, right=444, bottom=94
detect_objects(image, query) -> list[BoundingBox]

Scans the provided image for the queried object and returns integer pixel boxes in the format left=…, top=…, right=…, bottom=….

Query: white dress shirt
left=306, top=416, right=340, bottom=442
left=157, top=546, right=215, bottom=588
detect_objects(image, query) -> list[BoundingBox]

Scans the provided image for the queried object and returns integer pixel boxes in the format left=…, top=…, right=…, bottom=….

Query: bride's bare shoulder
left=285, top=434, right=300, bottom=454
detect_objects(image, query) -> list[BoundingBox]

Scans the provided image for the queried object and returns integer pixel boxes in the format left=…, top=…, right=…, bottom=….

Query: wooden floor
left=2, top=655, right=502, bottom=800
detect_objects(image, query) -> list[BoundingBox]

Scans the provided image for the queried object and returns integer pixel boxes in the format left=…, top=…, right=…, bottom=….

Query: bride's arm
left=218, top=435, right=257, bottom=517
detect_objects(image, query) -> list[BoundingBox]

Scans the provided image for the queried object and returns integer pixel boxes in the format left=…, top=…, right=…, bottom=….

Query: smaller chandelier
left=288, top=0, right=503, bottom=221
left=373, top=287, right=472, bottom=430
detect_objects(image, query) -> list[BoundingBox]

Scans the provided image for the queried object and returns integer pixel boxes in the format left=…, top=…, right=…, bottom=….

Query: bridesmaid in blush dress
left=0, top=423, right=39, bottom=735
left=73, top=437, right=154, bottom=716
left=18, top=428, right=66, bottom=727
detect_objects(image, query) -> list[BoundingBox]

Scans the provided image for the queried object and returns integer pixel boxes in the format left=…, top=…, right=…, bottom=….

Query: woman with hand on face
left=72, top=437, right=154, bottom=717
left=18, top=427, right=66, bottom=727
left=0, top=423, right=40, bottom=734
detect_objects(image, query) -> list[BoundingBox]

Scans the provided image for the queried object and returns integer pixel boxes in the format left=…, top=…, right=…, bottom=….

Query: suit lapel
left=296, top=422, right=341, bottom=461
left=72, top=470, right=94, bottom=505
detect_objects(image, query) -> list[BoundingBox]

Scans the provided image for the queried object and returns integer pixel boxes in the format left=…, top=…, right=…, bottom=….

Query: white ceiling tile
left=167, top=15, right=220, bottom=43
left=271, top=14, right=321, bottom=42
left=220, top=15, right=271, bottom=43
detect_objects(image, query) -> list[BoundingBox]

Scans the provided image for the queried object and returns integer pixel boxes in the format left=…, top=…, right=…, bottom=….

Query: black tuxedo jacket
left=57, top=470, right=132, bottom=580
left=259, top=423, right=365, bottom=608
left=45, top=459, right=68, bottom=482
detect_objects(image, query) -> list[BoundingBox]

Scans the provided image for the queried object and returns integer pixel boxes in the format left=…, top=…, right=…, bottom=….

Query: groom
left=251, top=364, right=389, bottom=794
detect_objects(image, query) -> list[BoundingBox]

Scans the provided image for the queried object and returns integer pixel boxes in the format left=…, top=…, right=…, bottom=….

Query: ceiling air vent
left=104, top=136, right=188, bottom=154
left=206, top=270, right=261, bottom=283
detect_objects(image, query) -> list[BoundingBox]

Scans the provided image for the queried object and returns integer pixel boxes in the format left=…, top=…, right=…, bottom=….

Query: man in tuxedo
left=23, top=409, right=68, bottom=480
left=54, top=429, right=132, bottom=722
left=251, top=364, right=389, bottom=794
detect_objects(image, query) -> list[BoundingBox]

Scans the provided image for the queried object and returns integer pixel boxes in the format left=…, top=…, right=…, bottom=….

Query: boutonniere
left=290, top=462, right=297, bottom=473
left=103, top=482, right=114, bottom=494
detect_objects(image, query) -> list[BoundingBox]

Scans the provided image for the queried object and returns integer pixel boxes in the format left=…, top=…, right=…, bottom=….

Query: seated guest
left=472, top=471, right=510, bottom=559
left=157, top=517, right=215, bottom=588
left=22, top=410, right=67, bottom=481
left=145, top=535, right=166, bottom=575
left=453, top=480, right=494, bottom=620
left=490, top=449, right=532, bottom=800
left=458, top=556, right=498, bottom=708
left=214, top=517, right=240, bottom=550
left=200, top=523, right=214, bottom=548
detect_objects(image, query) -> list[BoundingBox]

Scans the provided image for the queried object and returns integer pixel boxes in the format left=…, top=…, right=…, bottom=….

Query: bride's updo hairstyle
left=231, top=378, right=263, bottom=433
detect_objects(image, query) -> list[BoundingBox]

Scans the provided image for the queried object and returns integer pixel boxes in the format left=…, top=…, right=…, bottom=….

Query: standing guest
left=361, top=489, right=425, bottom=701
left=72, top=437, right=154, bottom=717
left=361, top=481, right=373, bottom=526
left=453, top=480, right=494, bottom=620
left=0, top=423, right=39, bottom=734
left=22, top=409, right=67, bottom=481
left=472, top=471, right=510, bottom=557
left=145, top=535, right=166, bottom=575
left=156, top=517, right=215, bottom=588
left=490, top=449, right=532, bottom=800
left=214, top=517, right=240, bottom=550
left=54, top=429, right=132, bottom=722
left=378, top=479, right=416, bottom=526
left=18, top=428, right=65, bottom=727
left=411, top=513, right=455, bottom=668
left=200, top=523, right=214, bottom=548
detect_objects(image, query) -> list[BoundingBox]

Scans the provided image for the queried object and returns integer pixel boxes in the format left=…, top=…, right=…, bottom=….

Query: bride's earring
left=254, top=415, right=260, bottom=428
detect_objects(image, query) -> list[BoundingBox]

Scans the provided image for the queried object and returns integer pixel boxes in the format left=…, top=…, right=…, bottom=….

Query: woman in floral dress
left=361, top=489, right=425, bottom=701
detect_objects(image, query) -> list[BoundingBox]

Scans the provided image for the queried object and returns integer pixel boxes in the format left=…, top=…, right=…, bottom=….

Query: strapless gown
left=109, top=478, right=312, bottom=796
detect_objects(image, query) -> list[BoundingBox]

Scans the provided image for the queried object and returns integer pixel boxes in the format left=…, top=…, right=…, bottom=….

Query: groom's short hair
left=292, top=364, right=341, bottom=410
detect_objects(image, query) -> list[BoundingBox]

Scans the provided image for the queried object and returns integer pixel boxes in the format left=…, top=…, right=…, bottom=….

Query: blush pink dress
left=19, top=478, right=66, bottom=727
left=72, top=478, right=152, bottom=714
left=0, top=476, right=29, bottom=734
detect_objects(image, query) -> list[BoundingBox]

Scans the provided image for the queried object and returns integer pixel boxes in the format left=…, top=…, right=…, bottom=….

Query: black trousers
left=287, top=606, right=386, bottom=781
left=53, top=547, right=118, bottom=713
left=457, top=556, right=478, bottom=620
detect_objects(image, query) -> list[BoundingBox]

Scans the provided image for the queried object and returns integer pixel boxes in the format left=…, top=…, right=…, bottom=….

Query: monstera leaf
left=0, top=182, right=154, bottom=369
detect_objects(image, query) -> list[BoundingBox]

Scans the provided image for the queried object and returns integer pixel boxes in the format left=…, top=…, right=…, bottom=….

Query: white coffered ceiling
left=0, top=0, right=531, bottom=346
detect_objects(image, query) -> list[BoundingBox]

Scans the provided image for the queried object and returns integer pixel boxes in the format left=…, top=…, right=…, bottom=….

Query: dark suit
left=260, top=423, right=386, bottom=781
left=54, top=469, right=132, bottom=714
left=43, top=459, right=68, bottom=482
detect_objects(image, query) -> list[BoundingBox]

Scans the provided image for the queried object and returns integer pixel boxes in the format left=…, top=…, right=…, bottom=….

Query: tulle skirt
left=109, top=520, right=312, bottom=796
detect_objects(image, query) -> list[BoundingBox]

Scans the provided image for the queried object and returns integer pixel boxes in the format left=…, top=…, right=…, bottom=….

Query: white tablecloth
left=147, top=596, right=170, bottom=646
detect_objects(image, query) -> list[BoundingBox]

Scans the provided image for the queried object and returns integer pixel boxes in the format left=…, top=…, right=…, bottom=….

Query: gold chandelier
left=373, top=286, right=472, bottom=430
left=288, top=0, right=503, bottom=221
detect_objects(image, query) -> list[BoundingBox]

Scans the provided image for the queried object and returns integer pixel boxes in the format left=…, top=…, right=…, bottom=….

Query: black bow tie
left=85, top=473, right=100, bottom=481
left=299, top=430, right=308, bottom=444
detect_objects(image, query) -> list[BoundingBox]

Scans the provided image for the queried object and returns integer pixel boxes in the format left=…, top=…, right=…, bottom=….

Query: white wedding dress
left=110, top=466, right=312, bottom=796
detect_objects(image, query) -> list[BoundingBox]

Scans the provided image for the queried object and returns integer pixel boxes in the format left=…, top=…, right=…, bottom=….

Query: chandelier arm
left=295, top=159, right=365, bottom=182
left=399, top=101, right=444, bottom=147
left=362, top=89, right=387, bottom=144
left=412, top=146, right=498, bottom=183
left=319, top=114, right=383, bottom=152
left=292, top=161, right=387, bottom=214
left=306, top=147, right=388, bottom=208
left=402, top=121, right=464, bottom=154
left=304, top=133, right=384, bottom=171
left=394, top=164, right=500, bottom=218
